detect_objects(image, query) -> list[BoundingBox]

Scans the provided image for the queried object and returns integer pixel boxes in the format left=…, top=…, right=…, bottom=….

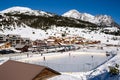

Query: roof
left=15, top=44, right=26, bottom=48
left=47, top=39, right=55, bottom=42
left=0, top=60, right=60, bottom=80
left=0, top=43, right=5, bottom=46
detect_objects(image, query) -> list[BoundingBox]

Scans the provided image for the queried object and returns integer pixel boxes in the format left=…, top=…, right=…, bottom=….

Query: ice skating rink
left=19, top=51, right=112, bottom=72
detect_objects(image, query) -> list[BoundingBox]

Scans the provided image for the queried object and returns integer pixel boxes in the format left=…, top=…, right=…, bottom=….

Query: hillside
left=0, top=6, right=120, bottom=40
left=0, top=6, right=97, bottom=31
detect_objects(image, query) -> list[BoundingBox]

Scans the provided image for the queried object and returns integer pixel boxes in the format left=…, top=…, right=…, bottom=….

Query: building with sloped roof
left=0, top=60, right=60, bottom=80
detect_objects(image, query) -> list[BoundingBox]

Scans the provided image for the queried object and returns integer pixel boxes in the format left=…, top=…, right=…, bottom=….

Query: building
left=0, top=34, right=6, bottom=43
left=15, top=44, right=29, bottom=52
left=33, top=40, right=47, bottom=47
left=0, top=42, right=11, bottom=49
left=0, top=34, right=32, bottom=47
left=0, top=60, right=61, bottom=80
left=6, top=34, right=31, bottom=47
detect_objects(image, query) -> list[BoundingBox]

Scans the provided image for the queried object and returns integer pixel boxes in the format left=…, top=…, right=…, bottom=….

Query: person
left=91, top=55, right=93, bottom=60
left=69, top=53, right=71, bottom=56
left=27, top=53, right=29, bottom=57
left=43, top=56, right=46, bottom=61
left=41, top=53, right=43, bottom=56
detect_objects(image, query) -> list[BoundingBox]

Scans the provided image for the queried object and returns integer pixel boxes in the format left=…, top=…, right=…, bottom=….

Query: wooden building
left=0, top=42, right=11, bottom=49
left=15, top=44, right=29, bottom=52
left=0, top=60, right=61, bottom=80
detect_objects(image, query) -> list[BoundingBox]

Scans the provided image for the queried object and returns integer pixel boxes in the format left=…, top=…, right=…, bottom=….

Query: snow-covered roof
left=0, top=43, right=5, bottom=46
left=47, top=39, right=55, bottom=42
left=15, top=44, right=25, bottom=48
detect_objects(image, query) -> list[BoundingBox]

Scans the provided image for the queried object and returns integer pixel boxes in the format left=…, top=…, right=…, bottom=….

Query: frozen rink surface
left=20, top=51, right=112, bottom=72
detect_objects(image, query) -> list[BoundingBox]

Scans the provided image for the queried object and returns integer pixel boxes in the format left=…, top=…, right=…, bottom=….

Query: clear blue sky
left=0, top=0, right=120, bottom=24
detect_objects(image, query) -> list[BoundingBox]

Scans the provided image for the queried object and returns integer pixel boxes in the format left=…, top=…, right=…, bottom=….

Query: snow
left=0, top=26, right=120, bottom=45
left=62, top=9, right=97, bottom=23
left=95, top=15, right=113, bottom=26
left=9, top=47, right=21, bottom=53
left=18, top=51, right=111, bottom=72
left=0, top=6, right=53, bottom=16
left=62, top=9, right=114, bottom=26
left=1, top=6, right=33, bottom=13
left=86, top=52, right=120, bottom=79
left=62, top=9, right=81, bottom=19
left=0, top=45, right=120, bottom=80
left=0, top=6, right=120, bottom=80
left=0, top=43, right=5, bottom=46
left=0, top=25, right=48, bottom=40
left=49, top=74, right=81, bottom=80
left=104, top=27, right=119, bottom=32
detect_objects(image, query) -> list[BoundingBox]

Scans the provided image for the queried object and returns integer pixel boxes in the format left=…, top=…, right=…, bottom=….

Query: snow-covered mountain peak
left=82, top=13, right=94, bottom=19
left=95, top=15, right=112, bottom=20
left=62, top=9, right=81, bottom=19
left=67, top=9, right=80, bottom=14
left=63, top=9, right=118, bottom=27
left=62, top=9, right=99, bottom=23
left=1, top=6, right=33, bottom=13
left=80, top=13, right=97, bottom=23
left=0, top=6, right=53, bottom=17
left=95, top=15, right=114, bottom=26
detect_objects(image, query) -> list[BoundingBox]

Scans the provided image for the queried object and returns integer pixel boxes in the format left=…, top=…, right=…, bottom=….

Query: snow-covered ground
left=0, top=46, right=120, bottom=80
left=0, top=26, right=120, bottom=45
left=1, top=25, right=120, bottom=80
left=49, top=51, right=120, bottom=80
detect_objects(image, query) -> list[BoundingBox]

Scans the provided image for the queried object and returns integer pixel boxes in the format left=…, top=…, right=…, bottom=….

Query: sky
left=0, top=0, right=120, bottom=24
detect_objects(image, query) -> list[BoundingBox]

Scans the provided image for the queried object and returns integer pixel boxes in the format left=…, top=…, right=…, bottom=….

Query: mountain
left=0, top=6, right=97, bottom=31
left=0, top=6, right=120, bottom=38
left=62, top=9, right=120, bottom=27
left=62, top=9, right=96, bottom=23
left=62, top=9, right=82, bottom=19
left=0, top=13, right=24, bottom=31
left=1, top=6, right=54, bottom=17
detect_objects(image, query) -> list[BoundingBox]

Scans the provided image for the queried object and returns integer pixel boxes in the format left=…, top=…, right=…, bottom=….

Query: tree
left=32, top=32, right=35, bottom=34
left=62, top=33, right=66, bottom=37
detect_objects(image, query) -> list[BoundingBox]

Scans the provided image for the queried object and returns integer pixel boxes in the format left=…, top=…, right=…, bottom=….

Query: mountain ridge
left=62, top=9, right=119, bottom=28
left=1, top=6, right=119, bottom=28
left=0, top=6, right=98, bottom=30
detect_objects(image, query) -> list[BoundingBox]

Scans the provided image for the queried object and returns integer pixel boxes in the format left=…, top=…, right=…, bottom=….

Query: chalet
left=15, top=44, right=29, bottom=52
left=21, top=38, right=31, bottom=45
left=0, top=60, right=60, bottom=80
left=46, top=39, right=55, bottom=46
left=0, top=42, right=11, bottom=49
left=33, top=40, right=47, bottom=47
left=86, top=40, right=101, bottom=44
left=30, top=40, right=47, bottom=52
left=63, top=37, right=75, bottom=44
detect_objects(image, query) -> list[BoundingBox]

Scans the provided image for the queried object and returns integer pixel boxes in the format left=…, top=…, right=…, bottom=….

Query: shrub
left=109, top=64, right=119, bottom=76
